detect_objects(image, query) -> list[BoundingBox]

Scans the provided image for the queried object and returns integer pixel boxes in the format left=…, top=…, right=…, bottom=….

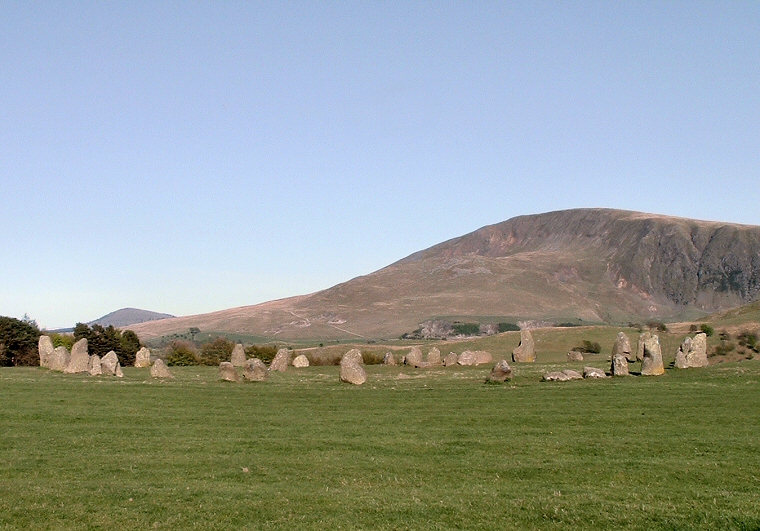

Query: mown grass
left=2, top=361, right=760, bottom=530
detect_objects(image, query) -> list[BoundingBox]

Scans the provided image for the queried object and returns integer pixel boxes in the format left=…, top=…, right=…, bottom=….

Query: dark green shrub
left=497, top=322, right=520, bottom=332
left=452, top=322, right=480, bottom=336
left=244, top=344, right=278, bottom=364
left=199, top=337, right=235, bottom=366
left=0, top=316, right=41, bottom=366
left=72, top=323, right=141, bottom=366
left=647, top=321, right=668, bottom=332
left=166, top=340, right=200, bottom=366
left=700, top=324, right=714, bottom=337
left=573, top=340, right=602, bottom=354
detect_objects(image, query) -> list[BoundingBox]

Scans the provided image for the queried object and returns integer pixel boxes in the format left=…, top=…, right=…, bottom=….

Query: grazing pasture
left=2, top=361, right=760, bottom=530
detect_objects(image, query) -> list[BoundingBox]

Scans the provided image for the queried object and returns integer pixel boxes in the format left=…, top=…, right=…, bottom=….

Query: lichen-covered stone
left=48, top=347, right=70, bottom=372
left=219, top=361, right=239, bottom=382
left=134, top=347, right=152, bottom=368
left=641, top=335, right=665, bottom=376
left=269, top=348, right=291, bottom=372
left=442, top=352, right=458, bottom=367
left=583, top=366, right=608, bottom=378
left=426, top=347, right=441, bottom=365
left=150, top=359, right=173, bottom=378
left=243, top=358, right=269, bottom=381
left=404, top=347, right=423, bottom=367
left=512, top=330, right=536, bottom=362
left=382, top=352, right=397, bottom=366
left=340, top=362, right=366, bottom=385
left=567, top=350, right=584, bottom=362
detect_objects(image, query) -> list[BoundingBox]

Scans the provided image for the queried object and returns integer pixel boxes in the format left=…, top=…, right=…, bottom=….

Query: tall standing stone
left=134, top=347, right=152, bottom=368
left=230, top=344, right=246, bottom=367
left=611, top=354, right=629, bottom=376
left=675, top=337, right=691, bottom=369
left=641, top=334, right=665, bottom=376
left=38, top=335, right=54, bottom=368
left=382, top=352, right=397, bottom=366
left=219, top=361, right=239, bottom=382
left=100, top=351, right=120, bottom=376
left=426, top=347, right=441, bottom=366
left=675, top=333, right=708, bottom=369
left=341, top=349, right=364, bottom=366
left=636, top=332, right=652, bottom=362
left=150, top=358, right=173, bottom=378
left=64, top=339, right=90, bottom=374
left=613, top=332, right=634, bottom=362
left=512, top=330, right=536, bottom=362
left=88, top=355, right=102, bottom=376
left=404, top=347, right=423, bottom=367
left=48, top=347, right=70, bottom=372
left=243, top=358, right=269, bottom=381
left=269, top=348, right=291, bottom=372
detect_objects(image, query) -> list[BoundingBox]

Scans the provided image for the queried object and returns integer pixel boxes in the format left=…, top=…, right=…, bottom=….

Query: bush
left=497, top=322, right=520, bottom=332
left=199, top=337, right=235, bottom=366
left=646, top=321, right=668, bottom=332
left=573, top=340, right=602, bottom=354
left=737, top=331, right=758, bottom=352
left=0, top=316, right=41, bottom=366
left=48, top=332, right=75, bottom=350
left=244, top=344, right=278, bottom=364
left=700, top=324, right=714, bottom=337
left=452, top=322, right=480, bottom=336
left=166, top=340, right=200, bottom=366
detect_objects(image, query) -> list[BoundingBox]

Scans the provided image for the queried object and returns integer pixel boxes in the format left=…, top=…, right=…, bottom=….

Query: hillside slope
left=90, top=308, right=175, bottom=328
left=127, top=209, right=760, bottom=341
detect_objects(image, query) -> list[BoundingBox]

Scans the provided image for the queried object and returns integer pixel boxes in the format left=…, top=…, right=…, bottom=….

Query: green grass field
left=2, top=361, right=760, bottom=530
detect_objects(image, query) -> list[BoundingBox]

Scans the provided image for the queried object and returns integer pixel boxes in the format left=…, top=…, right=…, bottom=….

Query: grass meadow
left=2, top=360, right=760, bottom=530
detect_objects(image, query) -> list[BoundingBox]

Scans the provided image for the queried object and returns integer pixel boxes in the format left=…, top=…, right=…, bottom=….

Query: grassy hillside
left=3, top=362, right=760, bottom=530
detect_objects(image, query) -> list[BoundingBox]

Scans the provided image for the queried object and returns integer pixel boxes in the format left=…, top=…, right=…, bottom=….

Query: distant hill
left=89, top=308, right=174, bottom=328
left=127, top=209, right=760, bottom=341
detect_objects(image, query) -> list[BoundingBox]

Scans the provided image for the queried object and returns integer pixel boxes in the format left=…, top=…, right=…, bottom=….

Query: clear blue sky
left=1, top=2, right=758, bottom=329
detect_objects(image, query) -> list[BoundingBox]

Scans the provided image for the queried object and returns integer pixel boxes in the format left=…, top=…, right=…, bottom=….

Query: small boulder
left=404, top=347, right=423, bottom=367
left=48, top=346, right=70, bottom=372
left=567, top=350, right=584, bottom=362
left=292, top=354, right=309, bottom=368
left=243, top=358, right=269, bottom=381
left=382, top=352, right=397, bottom=366
left=426, top=347, right=441, bottom=366
left=487, top=359, right=512, bottom=382
left=64, top=339, right=90, bottom=374
left=150, top=359, right=173, bottom=378
left=457, top=351, right=478, bottom=366
left=562, top=369, right=583, bottom=380
left=473, top=351, right=493, bottom=365
left=219, top=361, right=239, bottom=382
left=340, top=362, right=367, bottom=385
left=442, top=352, right=458, bottom=367
left=543, top=371, right=571, bottom=382
left=611, top=354, right=629, bottom=376
left=88, top=355, right=102, bottom=376
left=269, top=348, right=291, bottom=372
left=230, top=344, right=246, bottom=367
left=341, top=348, right=364, bottom=366
left=100, top=351, right=119, bottom=376
left=641, top=334, right=665, bottom=376
left=512, top=330, right=536, bottom=362
left=583, top=366, right=608, bottom=378
left=613, top=332, right=635, bottom=363
left=38, top=335, right=54, bottom=368
left=134, top=347, right=152, bottom=368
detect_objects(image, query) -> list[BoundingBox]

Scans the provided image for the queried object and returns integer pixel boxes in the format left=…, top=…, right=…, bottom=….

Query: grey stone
left=341, top=348, right=364, bottom=366
left=442, top=352, right=458, bottom=367
left=567, top=350, right=584, bottom=362
left=562, top=369, right=583, bottom=380
left=382, top=352, right=397, bottom=366
left=150, top=358, right=173, bottom=378
left=583, top=366, right=608, bottom=378
left=219, top=361, right=239, bottom=382
left=100, top=350, right=119, bottom=376
left=636, top=332, right=652, bottom=362
left=543, top=371, right=571, bottom=382
left=426, top=347, right=441, bottom=365
left=115, top=363, right=123, bottom=378
left=676, top=333, right=708, bottom=368
left=340, top=361, right=366, bottom=385
left=473, top=351, right=493, bottom=365
left=611, top=354, right=629, bottom=376
left=38, top=335, right=54, bottom=368
left=48, top=346, right=70, bottom=372
left=404, top=347, right=423, bottom=367
left=457, top=351, right=478, bottom=366
left=487, top=359, right=513, bottom=382
left=613, top=332, right=635, bottom=362
left=134, top=347, right=152, bottom=368
left=269, top=348, right=291, bottom=372
left=675, top=337, right=690, bottom=369
left=641, top=334, right=665, bottom=376
left=230, top=344, right=246, bottom=367
left=292, top=354, right=309, bottom=368
left=88, top=355, right=102, bottom=376
left=64, top=339, right=90, bottom=374
left=243, top=358, right=269, bottom=381
left=512, top=330, right=536, bottom=362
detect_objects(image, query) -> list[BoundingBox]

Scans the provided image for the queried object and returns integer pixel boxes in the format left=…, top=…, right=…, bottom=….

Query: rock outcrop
left=150, top=359, right=173, bottom=378
left=64, top=339, right=90, bottom=374
left=243, top=358, right=269, bottom=381
left=134, top=347, right=152, bottom=368
left=219, top=361, right=239, bottom=382
left=38, top=336, right=54, bottom=368
left=269, top=348, right=291, bottom=372
left=512, top=330, right=536, bottom=362
left=292, top=354, right=309, bottom=368
left=230, top=344, right=246, bottom=367
left=487, top=360, right=512, bottom=382
left=641, top=334, right=665, bottom=376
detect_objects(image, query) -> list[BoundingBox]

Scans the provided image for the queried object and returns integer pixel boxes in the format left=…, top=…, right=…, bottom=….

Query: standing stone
left=567, top=351, right=584, bottom=362
left=219, top=361, right=239, bottom=382
left=115, top=363, right=124, bottom=378
left=64, top=339, right=90, bottom=374
left=512, top=330, right=536, bottom=362
left=341, top=348, right=364, bottom=366
left=613, top=332, right=635, bottom=362
left=675, top=337, right=691, bottom=369
left=611, top=354, right=629, bottom=376
left=88, top=355, right=102, bottom=376
left=340, top=361, right=367, bottom=385
left=382, top=352, right=397, bottom=366
left=230, top=344, right=246, bottom=367
left=487, top=359, right=513, bottom=382
left=292, top=354, right=309, bottom=368
left=636, top=332, right=652, bottom=362
left=442, top=352, right=458, bottom=367
left=100, top=350, right=119, bottom=376
left=38, top=335, right=54, bottom=367
left=243, top=358, right=269, bottom=381
left=48, top=346, right=70, bottom=372
left=473, top=351, right=493, bottom=365
left=457, top=351, right=478, bottom=366
left=134, top=347, right=152, bottom=368
left=150, top=358, right=173, bottom=378
left=583, top=366, right=608, bottom=378
left=269, top=348, right=291, bottom=372
left=426, top=347, right=441, bottom=366
left=678, top=333, right=708, bottom=368
left=404, top=347, right=423, bottom=367
left=641, top=334, right=665, bottom=376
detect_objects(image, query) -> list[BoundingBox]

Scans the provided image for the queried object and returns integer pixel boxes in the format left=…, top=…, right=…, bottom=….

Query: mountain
left=126, top=209, right=760, bottom=341
left=89, top=308, right=175, bottom=328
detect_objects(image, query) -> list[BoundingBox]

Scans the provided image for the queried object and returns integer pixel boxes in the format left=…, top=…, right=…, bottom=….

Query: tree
left=0, top=316, right=41, bottom=366
left=166, top=340, right=200, bottom=366
left=72, top=322, right=141, bottom=365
